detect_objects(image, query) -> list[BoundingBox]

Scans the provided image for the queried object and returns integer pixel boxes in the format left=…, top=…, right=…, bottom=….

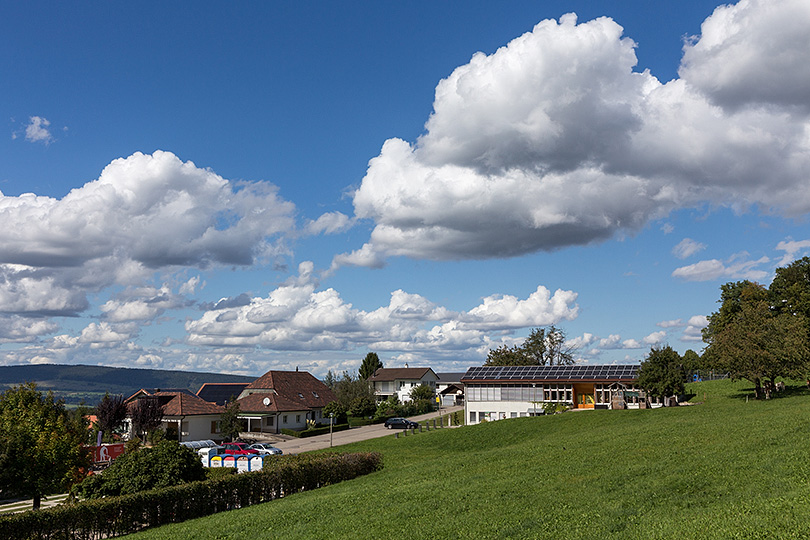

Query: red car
left=220, top=442, right=258, bottom=455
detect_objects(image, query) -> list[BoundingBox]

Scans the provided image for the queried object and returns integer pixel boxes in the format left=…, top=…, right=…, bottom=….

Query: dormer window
left=312, top=391, right=319, bottom=398
left=298, top=393, right=304, bottom=399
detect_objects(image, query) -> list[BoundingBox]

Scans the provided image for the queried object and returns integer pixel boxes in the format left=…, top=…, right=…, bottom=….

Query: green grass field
left=129, top=379, right=810, bottom=539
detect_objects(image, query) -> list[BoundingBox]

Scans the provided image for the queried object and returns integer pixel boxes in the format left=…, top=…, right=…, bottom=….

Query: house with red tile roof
left=124, top=389, right=224, bottom=442
left=235, top=369, right=336, bottom=434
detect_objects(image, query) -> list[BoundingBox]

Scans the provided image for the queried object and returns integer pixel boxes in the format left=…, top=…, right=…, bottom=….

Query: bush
left=1, top=452, right=383, bottom=540
left=73, top=440, right=206, bottom=498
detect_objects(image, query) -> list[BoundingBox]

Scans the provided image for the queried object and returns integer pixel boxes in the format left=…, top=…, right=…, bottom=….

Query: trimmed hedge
left=0, top=452, right=382, bottom=540
left=281, top=423, right=350, bottom=438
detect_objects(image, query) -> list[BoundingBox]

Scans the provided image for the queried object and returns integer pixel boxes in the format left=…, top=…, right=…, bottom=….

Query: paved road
left=271, top=406, right=464, bottom=455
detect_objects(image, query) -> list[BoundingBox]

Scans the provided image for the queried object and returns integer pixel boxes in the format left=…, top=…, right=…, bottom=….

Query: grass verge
left=128, top=379, right=810, bottom=539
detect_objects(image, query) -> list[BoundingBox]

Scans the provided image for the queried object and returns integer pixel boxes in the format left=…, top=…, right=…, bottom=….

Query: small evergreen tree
left=359, top=352, right=384, bottom=380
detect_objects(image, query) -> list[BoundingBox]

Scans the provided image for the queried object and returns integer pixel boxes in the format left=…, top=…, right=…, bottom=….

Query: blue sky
left=2, top=0, right=809, bottom=377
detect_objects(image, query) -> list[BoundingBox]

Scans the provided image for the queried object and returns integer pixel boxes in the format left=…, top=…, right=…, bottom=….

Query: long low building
left=461, top=364, right=658, bottom=424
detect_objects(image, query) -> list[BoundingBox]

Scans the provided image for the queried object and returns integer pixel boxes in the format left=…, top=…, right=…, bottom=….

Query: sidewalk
left=0, top=493, right=69, bottom=514
left=272, top=406, right=464, bottom=455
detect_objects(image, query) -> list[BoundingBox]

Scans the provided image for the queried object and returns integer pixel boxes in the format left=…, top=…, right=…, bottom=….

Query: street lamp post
left=329, top=412, right=334, bottom=448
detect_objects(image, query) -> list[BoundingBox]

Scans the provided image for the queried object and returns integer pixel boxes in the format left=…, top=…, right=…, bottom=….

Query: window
left=469, top=411, right=476, bottom=423
left=298, top=393, right=304, bottom=399
left=312, top=391, right=319, bottom=398
left=510, top=412, right=517, bottom=418
left=283, top=415, right=288, bottom=424
left=265, top=416, right=274, bottom=426
left=296, top=415, right=301, bottom=423
left=210, top=421, right=220, bottom=434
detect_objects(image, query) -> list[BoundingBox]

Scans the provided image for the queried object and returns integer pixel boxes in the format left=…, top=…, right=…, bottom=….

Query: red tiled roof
left=127, top=391, right=223, bottom=417
left=243, top=370, right=335, bottom=409
left=236, top=392, right=313, bottom=413
left=368, top=367, right=436, bottom=382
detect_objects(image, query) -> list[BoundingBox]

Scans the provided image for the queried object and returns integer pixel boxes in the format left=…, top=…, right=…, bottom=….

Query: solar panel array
left=461, top=365, right=638, bottom=381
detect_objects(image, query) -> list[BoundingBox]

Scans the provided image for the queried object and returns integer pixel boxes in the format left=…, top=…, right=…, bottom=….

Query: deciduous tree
left=219, top=398, right=242, bottom=442
left=96, top=392, right=127, bottom=441
left=130, top=396, right=165, bottom=443
left=485, top=326, right=576, bottom=366
left=637, top=346, right=686, bottom=403
left=704, top=281, right=809, bottom=398
left=0, top=383, right=90, bottom=509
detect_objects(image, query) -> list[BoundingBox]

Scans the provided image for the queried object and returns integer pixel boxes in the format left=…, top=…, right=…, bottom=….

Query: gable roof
left=125, top=388, right=196, bottom=403
left=436, top=372, right=466, bottom=383
left=237, top=392, right=314, bottom=413
left=126, top=391, right=223, bottom=416
left=368, top=367, right=437, bottom=382
left=196, top=382, right=250, bottom=405
left=242, top=370, right=335, bottom=409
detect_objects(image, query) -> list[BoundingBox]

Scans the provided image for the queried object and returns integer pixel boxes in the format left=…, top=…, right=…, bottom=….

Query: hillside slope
left=0, top=364, right=254, bottom=406
left=132, top=379, right=810, bottom=540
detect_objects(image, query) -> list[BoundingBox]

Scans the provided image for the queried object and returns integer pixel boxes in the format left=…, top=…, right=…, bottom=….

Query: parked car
left=248, top=443, right=283, bottom=455
left=384, top=417, right=419, bottom=429
left=220, top=442, right=259, bottom=455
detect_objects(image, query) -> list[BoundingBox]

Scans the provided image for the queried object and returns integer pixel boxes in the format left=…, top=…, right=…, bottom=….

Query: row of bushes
left=281, top=423, right=350, bottom=438
left=0, top=452, right=383, bottom=540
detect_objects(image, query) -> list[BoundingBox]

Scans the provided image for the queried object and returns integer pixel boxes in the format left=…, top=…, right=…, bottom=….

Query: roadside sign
left=90, top=443, right=125, bottom=463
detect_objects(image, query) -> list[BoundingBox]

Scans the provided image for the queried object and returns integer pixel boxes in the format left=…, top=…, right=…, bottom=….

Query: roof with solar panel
left=460, top=365, right=639, bottom=382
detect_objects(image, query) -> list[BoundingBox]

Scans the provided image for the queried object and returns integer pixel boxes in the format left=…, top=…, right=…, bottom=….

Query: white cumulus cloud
left=337, top=0, right=810, bottom=267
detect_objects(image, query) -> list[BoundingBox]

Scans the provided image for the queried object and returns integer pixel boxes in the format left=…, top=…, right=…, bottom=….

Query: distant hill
left=0, top=364, right=255, bottom=407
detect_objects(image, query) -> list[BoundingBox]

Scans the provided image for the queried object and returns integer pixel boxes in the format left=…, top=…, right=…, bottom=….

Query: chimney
left=405, top=363, right=409, bottom=368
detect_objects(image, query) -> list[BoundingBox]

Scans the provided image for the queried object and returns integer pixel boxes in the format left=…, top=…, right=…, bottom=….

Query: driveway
left=272, top=406, right=464, bottom=455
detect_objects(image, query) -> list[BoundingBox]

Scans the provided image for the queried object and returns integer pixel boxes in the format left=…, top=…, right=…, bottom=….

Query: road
left=271, top=406, right=464, bottom=454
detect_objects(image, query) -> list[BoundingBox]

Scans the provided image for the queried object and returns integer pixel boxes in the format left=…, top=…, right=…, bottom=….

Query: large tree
left=637, top=345, right=686, bottom=403
left=485, top=326, right=576, bottom=366
left=130, top=397, right=165, bottom=443
left=0, top=383, right=90, bottom=509
left=95, top=393, right=128, bottom=441
left=334, top=371, right=377, bottom=416
left=704, top=281, right=809, bottom=398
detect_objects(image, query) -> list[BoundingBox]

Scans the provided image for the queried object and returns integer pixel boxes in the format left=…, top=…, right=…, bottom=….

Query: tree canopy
left=0, top=383, right=90, bottom=509
left=637, top=345, right=686, bottom=401
left=219, top=398, right=242, bottom=442
left=359, top=352, right=383, bottom=380
left=485, top=326, right=576, bottom=366
left=130, top=396, right=165, bottom=443
left=703, top=280, right=809, bottom=398
left=95, top=393, right=127, bottom=441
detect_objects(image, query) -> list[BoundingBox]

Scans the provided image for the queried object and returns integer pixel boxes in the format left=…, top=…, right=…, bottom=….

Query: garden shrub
left=72, top=440, right=206, bottom=499
left=1, top=452, right=383, bottom=540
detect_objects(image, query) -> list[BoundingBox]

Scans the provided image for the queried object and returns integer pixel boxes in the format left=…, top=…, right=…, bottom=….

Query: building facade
left=368, top=367, right=439, bottom=402
left=462, top=365, right=658, bottom=424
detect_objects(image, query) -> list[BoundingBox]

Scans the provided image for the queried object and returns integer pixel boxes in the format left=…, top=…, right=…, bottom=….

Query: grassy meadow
left=129, top=379, right=810, bottom=539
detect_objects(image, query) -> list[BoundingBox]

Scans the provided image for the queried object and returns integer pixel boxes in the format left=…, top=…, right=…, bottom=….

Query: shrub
left=1, top=452, right=383, bottom=540
left=73, top=440, right=206, bottom=498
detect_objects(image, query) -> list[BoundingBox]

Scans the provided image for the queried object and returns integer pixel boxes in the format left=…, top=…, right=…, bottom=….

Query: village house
left=234, top=369, right=336, bottom=434
left=368, top=367, right=438, bottom=402
left=124, top=389, right=224, bottom=442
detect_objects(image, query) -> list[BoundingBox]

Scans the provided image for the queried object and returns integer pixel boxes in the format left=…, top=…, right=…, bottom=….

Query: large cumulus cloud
left=0, top=151, right=295, bottom=319
left=340, top=0, right=810, bottom=266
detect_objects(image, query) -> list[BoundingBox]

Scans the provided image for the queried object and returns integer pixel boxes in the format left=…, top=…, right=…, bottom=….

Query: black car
left=384, top=417, right=419, bottom=429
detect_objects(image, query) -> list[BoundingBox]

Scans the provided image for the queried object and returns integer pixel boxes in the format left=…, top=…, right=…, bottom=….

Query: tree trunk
left=33, top=493, right=41, bottom=510
left=754, top=378, right=763, bottom=400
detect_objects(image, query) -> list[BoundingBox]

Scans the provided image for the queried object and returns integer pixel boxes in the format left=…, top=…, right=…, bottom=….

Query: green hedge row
left=0, top=452, right=382, bottom=540
left=281, top=423, right=350, bottom=438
